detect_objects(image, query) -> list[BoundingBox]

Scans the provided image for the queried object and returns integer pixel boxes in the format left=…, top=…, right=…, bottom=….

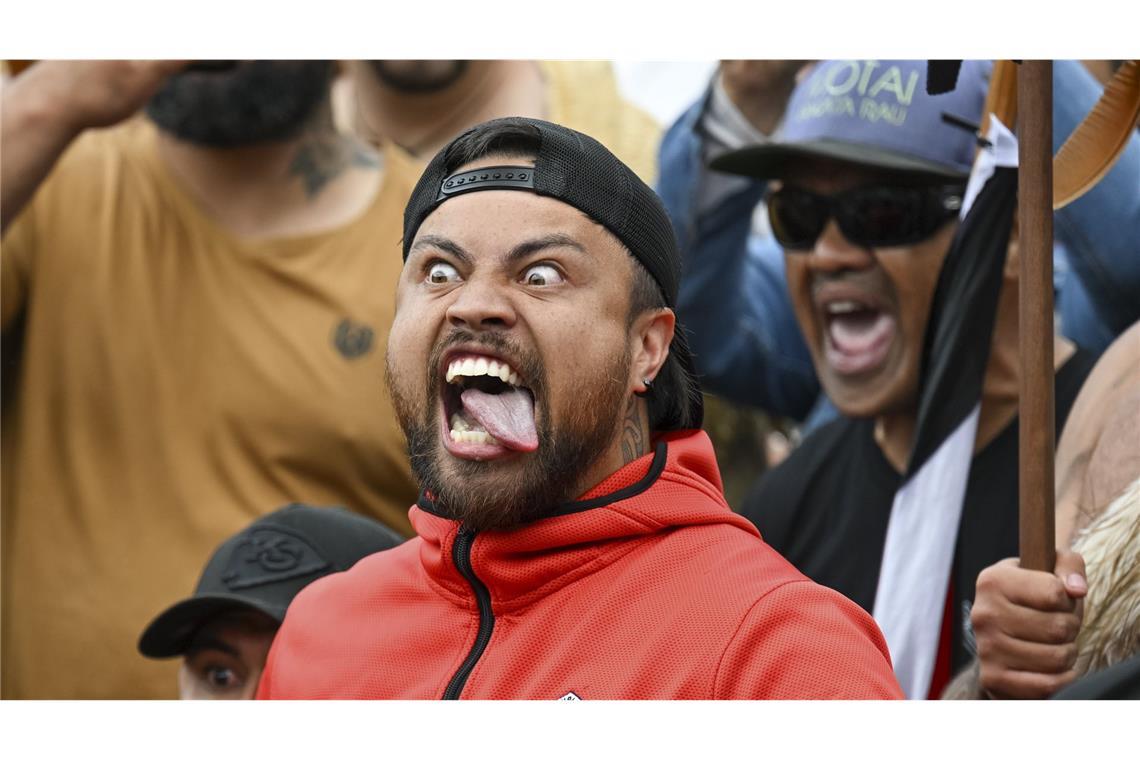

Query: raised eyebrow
left=409, top=235, right=471, bottom=265
left=506, top=233, right=589, bottom=265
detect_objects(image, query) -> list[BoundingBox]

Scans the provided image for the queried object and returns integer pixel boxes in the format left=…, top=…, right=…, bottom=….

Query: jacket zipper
left=442, top=527, right=495, bottom=700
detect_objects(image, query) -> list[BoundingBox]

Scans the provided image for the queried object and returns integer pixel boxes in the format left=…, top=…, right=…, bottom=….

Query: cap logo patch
left=798, top=61, right=920, bottom=128
left=221, top=528, right=330, bottom=590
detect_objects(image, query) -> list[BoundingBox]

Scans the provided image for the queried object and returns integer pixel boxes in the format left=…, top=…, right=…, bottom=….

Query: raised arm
left=656, top=63, right=819, bottom=420
left=1, top=60, right=184, bottom=235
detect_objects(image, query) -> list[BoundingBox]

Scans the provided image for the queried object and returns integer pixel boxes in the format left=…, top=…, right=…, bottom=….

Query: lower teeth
left=449, top=429, right=499, bottom=444
left=449, top=413, right=498, bottom=444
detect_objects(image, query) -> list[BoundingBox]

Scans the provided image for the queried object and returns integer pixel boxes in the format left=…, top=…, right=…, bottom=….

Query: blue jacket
left=658, top=60, right=1140, bottom=422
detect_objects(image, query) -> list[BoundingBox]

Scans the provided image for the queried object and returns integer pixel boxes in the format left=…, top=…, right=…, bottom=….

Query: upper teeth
left=827, top=300, right=865, bottom=315
left=445, top=357, right=521, bottom=386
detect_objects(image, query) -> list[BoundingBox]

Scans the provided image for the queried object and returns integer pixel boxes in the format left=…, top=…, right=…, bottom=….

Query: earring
left=635, top=377, right=654, bottom=397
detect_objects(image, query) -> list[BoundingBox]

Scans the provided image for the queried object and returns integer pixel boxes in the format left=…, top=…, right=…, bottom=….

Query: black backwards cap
left=402, top=116, right=703, bottom=430
left=138, top=504, right=403, bottom=659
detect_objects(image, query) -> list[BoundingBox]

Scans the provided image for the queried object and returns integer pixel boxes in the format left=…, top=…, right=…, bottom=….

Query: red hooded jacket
left=258, top=431, right=902, bottom=699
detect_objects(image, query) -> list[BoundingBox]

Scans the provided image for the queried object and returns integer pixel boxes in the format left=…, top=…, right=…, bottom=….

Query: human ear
left=629, top=308, right=675, bottom=394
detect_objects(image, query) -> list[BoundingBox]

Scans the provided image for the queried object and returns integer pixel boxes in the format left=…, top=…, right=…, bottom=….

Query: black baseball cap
left=402, top=116, right=703, bottom=430
left=138, top=503, right=403, bottom=659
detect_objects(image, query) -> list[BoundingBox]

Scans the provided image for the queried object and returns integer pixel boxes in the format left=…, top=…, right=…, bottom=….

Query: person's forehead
left=190, top=609, right=278, bottom=647
left=412, top=189, right=622, bottom=261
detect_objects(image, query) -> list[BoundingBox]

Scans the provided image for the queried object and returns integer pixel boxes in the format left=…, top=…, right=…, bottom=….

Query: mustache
left=810, top=268, right=896, bottom=304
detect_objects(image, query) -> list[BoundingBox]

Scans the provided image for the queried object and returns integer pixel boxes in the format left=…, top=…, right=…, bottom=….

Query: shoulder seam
left=711, top=577, right=814, bottom=698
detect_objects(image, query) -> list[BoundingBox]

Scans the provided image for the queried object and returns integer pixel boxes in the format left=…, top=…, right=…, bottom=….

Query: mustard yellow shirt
left=1, top=119, right=421, bottom=698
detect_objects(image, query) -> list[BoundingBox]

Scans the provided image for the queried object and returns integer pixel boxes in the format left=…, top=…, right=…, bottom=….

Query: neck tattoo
left=620, top=395, right=647, bottom=465
left=288, top=132, right=379, bottom=199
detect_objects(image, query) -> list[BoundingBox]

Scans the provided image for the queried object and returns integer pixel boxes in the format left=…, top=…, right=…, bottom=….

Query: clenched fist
left=972, top=549, right=1088, bottom=699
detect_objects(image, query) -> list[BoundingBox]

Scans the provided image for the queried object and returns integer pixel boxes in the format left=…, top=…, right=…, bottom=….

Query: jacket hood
left=410, top=430, right=760, bottom=612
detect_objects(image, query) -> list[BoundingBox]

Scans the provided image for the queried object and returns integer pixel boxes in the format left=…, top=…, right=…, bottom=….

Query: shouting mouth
left=439, top=352, right=539, bottom=461
left=816, top=285, right=897, bottom=376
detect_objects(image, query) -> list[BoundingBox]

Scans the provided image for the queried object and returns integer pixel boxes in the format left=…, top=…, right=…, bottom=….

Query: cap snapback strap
left=436, top=165, right=536, bottom=201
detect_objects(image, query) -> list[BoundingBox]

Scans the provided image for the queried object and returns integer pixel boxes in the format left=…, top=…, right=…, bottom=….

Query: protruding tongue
left=460, top=387, right=539, bottom=451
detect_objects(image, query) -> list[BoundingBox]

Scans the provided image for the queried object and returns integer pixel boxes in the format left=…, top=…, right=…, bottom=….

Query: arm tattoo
left=288, top=135, right=380, bottom=198
left=620, top=395, right=648, bottom=465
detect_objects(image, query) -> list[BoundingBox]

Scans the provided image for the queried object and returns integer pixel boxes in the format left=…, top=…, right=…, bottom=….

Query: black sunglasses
left=767, top=183, right=965, bottom=250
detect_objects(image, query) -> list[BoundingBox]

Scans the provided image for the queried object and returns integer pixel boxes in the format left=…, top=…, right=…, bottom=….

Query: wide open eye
left=521, top=264, right=564, bottom=287
left=427, top=261, right=462, bottom=285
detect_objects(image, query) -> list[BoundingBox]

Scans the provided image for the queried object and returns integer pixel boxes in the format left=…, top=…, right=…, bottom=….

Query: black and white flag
left=873, top=118, right=1020, bottom=698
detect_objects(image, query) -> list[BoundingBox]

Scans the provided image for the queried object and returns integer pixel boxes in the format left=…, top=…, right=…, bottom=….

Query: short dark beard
left=387, top=329, right=631, bottom=532
left=368, top=60, right=469, bottom=94
left=146, top=61, right=334, bottom=147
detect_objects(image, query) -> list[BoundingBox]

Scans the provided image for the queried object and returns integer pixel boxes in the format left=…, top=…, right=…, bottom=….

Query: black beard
left=146, top=61, right=334, bottom=147
left=367, top=60, right=470, bottom=94
left=387, top=329, right=631, bottom=532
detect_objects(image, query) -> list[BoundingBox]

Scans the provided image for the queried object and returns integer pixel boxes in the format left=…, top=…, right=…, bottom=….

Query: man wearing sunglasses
left=657, top=60, right=1139, bottom=432
left=709, top=59, right=1100, bottom=698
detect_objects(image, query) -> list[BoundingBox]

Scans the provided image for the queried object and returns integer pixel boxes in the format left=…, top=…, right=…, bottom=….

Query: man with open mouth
left=711, top=60, right=1099, bottom=698
left=258, top=116, right=902, bottom=699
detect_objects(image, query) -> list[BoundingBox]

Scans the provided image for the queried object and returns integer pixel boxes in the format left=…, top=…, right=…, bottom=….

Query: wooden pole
left=1018, top=61, right=1056, bottom=573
